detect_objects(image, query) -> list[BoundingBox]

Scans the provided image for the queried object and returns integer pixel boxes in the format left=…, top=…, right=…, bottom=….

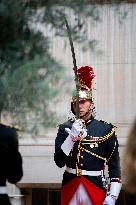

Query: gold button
left=80, top=156, right=83, bottom=159
left=80, top=163, right=83, bottom=166
left=90, top=144, right=94, bottom=148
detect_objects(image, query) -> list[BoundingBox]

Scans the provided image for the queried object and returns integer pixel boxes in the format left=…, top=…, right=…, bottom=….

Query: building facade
left=8, top=2, right=136, bottom=205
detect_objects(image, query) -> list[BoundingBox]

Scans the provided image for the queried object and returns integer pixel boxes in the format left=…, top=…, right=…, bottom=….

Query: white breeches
left=69, top=183, right=93, bottom=205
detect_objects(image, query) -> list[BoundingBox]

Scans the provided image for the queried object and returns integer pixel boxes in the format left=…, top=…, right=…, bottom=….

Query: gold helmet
left=72, top=89, right=93, bottom=102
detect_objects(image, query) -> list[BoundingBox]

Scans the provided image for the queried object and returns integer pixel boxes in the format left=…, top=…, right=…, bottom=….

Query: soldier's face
left=73, top=100, right=92, bottom=118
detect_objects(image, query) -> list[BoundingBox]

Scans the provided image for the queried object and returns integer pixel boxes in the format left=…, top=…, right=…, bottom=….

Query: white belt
left=0, top=186, right=7, bottom=194
left=66, top=167, right=102, bottom=176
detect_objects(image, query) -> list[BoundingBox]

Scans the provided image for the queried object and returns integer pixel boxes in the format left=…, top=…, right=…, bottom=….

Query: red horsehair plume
left=77, top=66, right=95, bottom=90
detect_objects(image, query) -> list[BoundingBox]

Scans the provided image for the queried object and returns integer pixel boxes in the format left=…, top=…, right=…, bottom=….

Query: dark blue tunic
left=54, top=117, right=121, bottom=191
left=0, top=123, right=23, bottom=205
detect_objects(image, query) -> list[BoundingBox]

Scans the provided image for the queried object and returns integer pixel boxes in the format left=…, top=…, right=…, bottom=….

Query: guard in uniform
left=0, top=123, right=23, bottom=205
left=54, top=66, right=122, bottom=205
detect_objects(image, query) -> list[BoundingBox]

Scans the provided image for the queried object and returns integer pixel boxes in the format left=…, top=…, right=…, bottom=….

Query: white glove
left=61, top=133, right=75, bottom=156
left=70, top=119, right=87, bottom=141
left=61, top=120, right=87, bottom=156
left=103, top=182, right=122, bottom=205
left=110, top=182, right=122, bottom=198
left=103, top=195, right=116, bottom=205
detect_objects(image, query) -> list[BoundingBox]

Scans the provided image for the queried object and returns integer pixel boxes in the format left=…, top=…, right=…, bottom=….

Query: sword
left=64, top=16, right=80, bottom=119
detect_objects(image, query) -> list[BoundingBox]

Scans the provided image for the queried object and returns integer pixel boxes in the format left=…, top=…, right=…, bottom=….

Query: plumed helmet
left=72, top=65, right=95, bottom=102
left=71, top=66, right=95, bottom=114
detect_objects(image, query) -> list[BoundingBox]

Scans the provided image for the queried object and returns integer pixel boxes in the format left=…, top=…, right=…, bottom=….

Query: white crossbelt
left=0, top=186, right=7, bottom=194
left=66, top=167, right=102, bottom=176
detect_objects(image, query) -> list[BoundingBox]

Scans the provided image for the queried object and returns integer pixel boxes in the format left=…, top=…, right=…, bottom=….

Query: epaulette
left=12, top=125, right=22, bottom=131
left=0, top=122, right=21, bottom=131
left=100, top=119, right=109, bottom=124
left=100, top=120, right=117, bottom=128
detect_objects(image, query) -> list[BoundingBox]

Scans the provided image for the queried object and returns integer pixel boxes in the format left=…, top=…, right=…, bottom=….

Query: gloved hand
left=103, top=181, right=122, bottom=205
left=103, top=195, right=116, bottom=205
left=62, top=119, right=87, bottom=156
left=70, top=119, right=87, bottom=141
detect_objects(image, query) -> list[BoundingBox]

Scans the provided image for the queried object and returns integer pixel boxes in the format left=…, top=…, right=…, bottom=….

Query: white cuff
left=61, top=134, right=74, bottom=156
left=110, top=182, right=122, bottom=198
left=103, top=195, right=116, bottom=205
